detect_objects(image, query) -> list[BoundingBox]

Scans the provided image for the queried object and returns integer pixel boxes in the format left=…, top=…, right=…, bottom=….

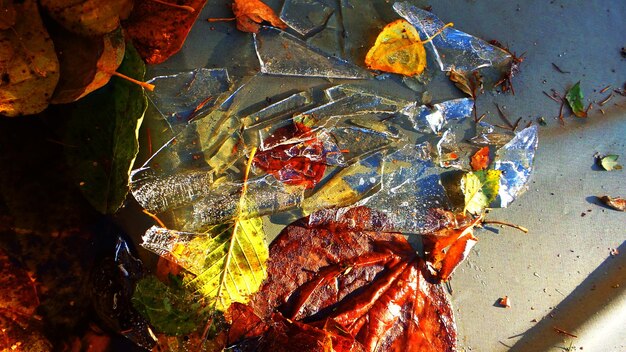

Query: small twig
left=476, top=113, right=487, bottom=123
left=558, top=100, right=565, bottom=126
left=599, top=93, right=613, bottom=106
left=543, top=91, right=561, bottom=103
left=482, top=220, right=528, bottom=234
left=149, top=0, right=195, bottom=12
left=207, top=17, right=236, bottom=22
left=146, top=127, right=153, bottom=157
left=599, top=85, right=611, bottom=94
left=493, top=123, right=513, bottom=131
left=512, top=117, right=522, bottom=132
left=553, top=327, right=577, bottom=338
left=599, top=108, right=605, bottom=115
left=525, top=121, right=533, bottom=129
left=551, top=63, right=570, bottom=74
left=495, top=103, right=515, bottom=129
left=109, top=71, right=155, bottom=91
left=142, top=209, right=166, bottom=228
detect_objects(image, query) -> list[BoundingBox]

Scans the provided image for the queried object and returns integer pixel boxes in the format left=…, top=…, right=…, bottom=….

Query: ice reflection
left=494, top=125, right=538, bottom=207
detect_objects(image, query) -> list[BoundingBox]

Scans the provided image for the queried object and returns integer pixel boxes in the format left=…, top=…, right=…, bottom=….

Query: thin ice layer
left=401, top=98, right=473, bottom=134
left=494, top=125, right=538, bottom=207
left=146, top=68, right=232, bottom=129
left=393, top=2, right=512, bottom=72
left=253, top=26, right=370, bottom=79
left=280, top=0, right=334, bottom=37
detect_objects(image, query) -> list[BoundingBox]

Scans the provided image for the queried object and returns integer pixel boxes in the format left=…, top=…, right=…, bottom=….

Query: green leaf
left=565, top=81, right=587, bottom=118
left=599, top=154, right=622, bottom=171
left=132, top=275, right=205, bottom=336
left=64, top=43, right=147, bottom=214
left=461, top=170, right=501, bottom=214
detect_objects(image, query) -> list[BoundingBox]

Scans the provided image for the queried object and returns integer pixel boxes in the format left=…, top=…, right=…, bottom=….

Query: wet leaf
left=227, top=207, right=457, bottom=351
left=598, top=196, right=626, bottom=212
left=0, top=0, right=60, bottom=117
left=125, top=0, right=208, bottom=64
left=598, top=154, right=622, bottom=171
left=232, top=0, right=287, bottom=33
left=64, top=44, right=147, bottom=214
left=365, top=19, right=427, bottom=76
left=132, top=275, right=206, bottom=336
left=565, top=81, right=587, bottom=118
left=461, top=170, right=501, bottom=214
left=40, top=0, right=132, bottom=36
left=470, top=146, right=490, bottom=171
left=50, top=26, right=125, bottom=104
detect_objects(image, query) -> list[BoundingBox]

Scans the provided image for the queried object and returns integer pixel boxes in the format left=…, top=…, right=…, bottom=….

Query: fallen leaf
left=598, top=196, right=626, bottom=212
left=0, top=0, right=60, bottom=117
left=461, top=170, right=501, bottom=215
left=40, top=0, right=133, bottom=36
left=63, top=43, right=147, bottom=214
left=0, top=1, right=16, bottom=29
left=470, top=146, right=490, bottom=171
left=49, top=25, right=125, bottom=104
left=448, top=69, right=483, bottom=99
left=565, top=81, right=587, bottom=118
left=598, top=154, right=622, bottom=171
left=232, top=0, right=287, bottom=33
left=497, top=296, right=511, bottom=308
left=125, top=0, right=208, bottom=64
left=227, top=206, right=457, bottom=352
left=365, top=19, right=427, bottom=76
left=254, top=123, right=329, bottom=189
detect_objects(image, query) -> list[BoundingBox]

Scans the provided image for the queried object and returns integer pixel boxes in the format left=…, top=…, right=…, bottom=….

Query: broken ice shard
left=494, top=125, right=538, bottom=207
left=470, top=122, right=514, bottom=147
left=393, top=2, right=512, bottom=72
left=280, top=0, right=334, bottom=37
left=402, top=98, right=473, bottom=134
left=253, top=26, right=370, bottom=79
left=146, top=68, right=232, bottom=129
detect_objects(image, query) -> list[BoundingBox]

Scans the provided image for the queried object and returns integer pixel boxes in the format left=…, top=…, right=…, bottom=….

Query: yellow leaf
left=365, top=19, right=427, bottom=76
left=461, top=170, right=501, bottom=215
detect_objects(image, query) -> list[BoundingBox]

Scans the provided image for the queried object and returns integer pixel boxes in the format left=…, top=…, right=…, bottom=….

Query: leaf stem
left=109, top=71, right=155, bottom=91
left=207, top=17, right=236, bottom=22
left=418, top=23, right=453, bottom=45
left=142, top=209, right=166, bottom=228
left=482, top=220, right=528, bottom=234
left=148, top=0, right=195, bottom=12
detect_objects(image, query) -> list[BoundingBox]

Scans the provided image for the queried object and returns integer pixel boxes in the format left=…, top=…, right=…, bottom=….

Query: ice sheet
left=401, top=98, right=474, bottom=134
left=494, top=125, right=538, bottom=207
left=280, top=0, right=334, bottom=37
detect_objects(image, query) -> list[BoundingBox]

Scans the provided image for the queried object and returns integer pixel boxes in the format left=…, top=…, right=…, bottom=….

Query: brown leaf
left=125, top=0, right=208, bottom=64
left=0, top=0, right=60, bottom=117
left=448, top=69, right=483, bottom=99
left=227, top=207, right=457, bottom=352
left=49, top=25, right=125, bottom=104
left=598, top=196, right=626, bottom=212
left=232, top=0, right=287, bottom=33
left=0, top=1, right=16, bottom=30
left=470, top=146, right=490, bottom=171
left=40, top=0, right=133, bottom=36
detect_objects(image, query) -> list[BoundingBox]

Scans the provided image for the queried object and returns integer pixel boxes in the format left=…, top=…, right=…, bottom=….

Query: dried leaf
left=598, top=196, right=626, bottom=212
left=0, top=0, right=60, bottom=117
left=40, top=0, right=132, bottom=36
left=448, top=69, right=483, bottom=99
left=125, top=0, right=208, bottom=64
left=461, top=170, right=501, bottom=215
left=565, top=81, right=587, bottom=118
left=365, top=19, right=427, bottom=76
left=470, top=146, right=490, bottom=171
left=598, top=154, right=622, bottom=171
left=50, top=26, right=125, bottom=104
left=232, top=0, right=287, bottom=33
left=0, top=1, right=16, bottom=29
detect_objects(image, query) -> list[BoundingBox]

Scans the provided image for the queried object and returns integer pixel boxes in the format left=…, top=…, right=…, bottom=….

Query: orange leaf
left=365, top=19, right=427, bottom=76
left=470, top=146, right=490, bottom=171
left=232, top=0, right=287, bottom=33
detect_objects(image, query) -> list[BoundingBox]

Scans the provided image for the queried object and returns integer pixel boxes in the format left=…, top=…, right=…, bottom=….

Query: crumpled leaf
left=565, top=81, right=587, bottom=118
left=64, top=44, right=147, bottom=214
left=598, top=154, right=622, bottom=171
left=226, top=207, right=457, bottom=352
left=40, top=0, right=132, bottom=36
left=598, top=196, right=626, bottom=212
left=132, top=275, right=206, bottom=336
left=461, top=169, right=501, bottom=214
left=470, top=146, right=490, bottom=171
left=0, top=0, right=60, bottom=117
left=365, top=19, right=427, bottom=76
left=125, top=0, right=208, bottom=64
left=50, top=25, right=125, bottom=104
left=232, top=0, right=287, bottom=33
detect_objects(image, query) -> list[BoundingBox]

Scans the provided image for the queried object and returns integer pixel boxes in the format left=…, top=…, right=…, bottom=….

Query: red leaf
left=470, top=146, right=490, bottom=171
left=227, top=207, right=457, bottom=352
left=124, top=0, right=208, bottom=64
left=232, top=0, right=287, bottom=33
left=0, top=249, right=38, bottom=326
left=254, top=123, right=329, bottom=189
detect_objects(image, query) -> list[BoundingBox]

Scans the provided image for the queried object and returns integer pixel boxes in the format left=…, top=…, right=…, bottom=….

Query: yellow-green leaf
left=461, top=169, right=501, bottom=214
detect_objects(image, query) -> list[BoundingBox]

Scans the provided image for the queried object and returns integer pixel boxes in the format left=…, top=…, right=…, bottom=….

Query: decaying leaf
left=470, top=146, right=490, bottom=171
left=565, top=81, right=587, bottom=118
left=461, top=169, right=501, bottom=215
left=497, top=296, right=511, bottom=308
left=0, top=0, right=60, bottom=117
left=50, top=25, right=125, bottom=104
left=448, top=69, right=483, bottom=99
left=40, top=0, right=133, bottom=36
left=598, top=196, right=626, bottom=212
left=365, top=19, right=427, bottom=76
left=125, top=0, right=208, bottom=64
left=64, top=44, right=147, bottom=214
left=598, top=154, right=622, bottom=171
left=232, top=0, right=287, bottom=33
left=225, top=207, right=457, bottom=352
